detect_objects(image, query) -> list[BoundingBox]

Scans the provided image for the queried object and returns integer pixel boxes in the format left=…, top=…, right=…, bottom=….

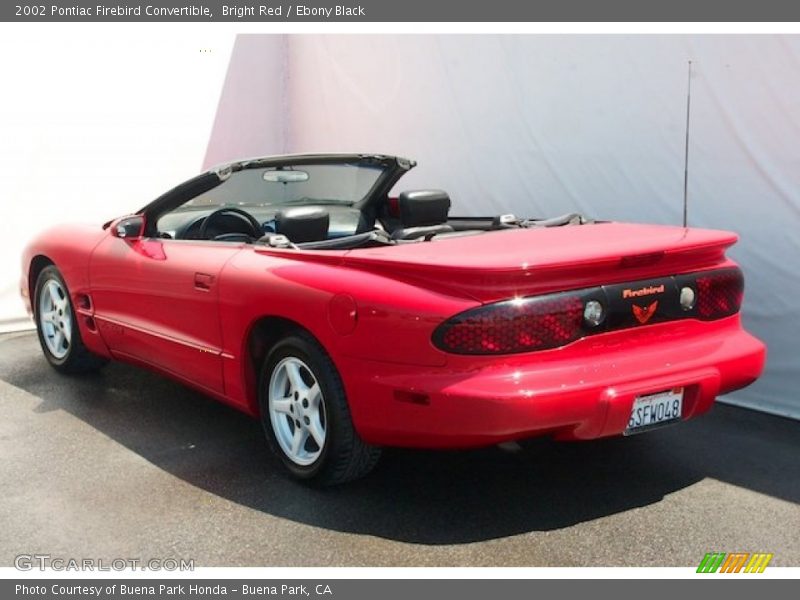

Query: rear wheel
left=259, top=332, right=381, bottom=485
left=34, top=265, right=107, bottom=374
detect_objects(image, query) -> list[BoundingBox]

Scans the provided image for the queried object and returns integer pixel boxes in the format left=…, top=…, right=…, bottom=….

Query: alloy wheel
left=268, top=356, right=327, bottom=466
left=38, top=279, right=72, bottom=359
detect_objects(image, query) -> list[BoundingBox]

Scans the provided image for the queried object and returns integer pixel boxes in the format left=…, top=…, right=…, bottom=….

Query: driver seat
left=274, top=207, right=330, bottom=243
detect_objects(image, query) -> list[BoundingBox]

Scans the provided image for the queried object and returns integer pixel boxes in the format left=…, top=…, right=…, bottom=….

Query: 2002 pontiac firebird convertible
left=20, top=153, right=766, bottom=484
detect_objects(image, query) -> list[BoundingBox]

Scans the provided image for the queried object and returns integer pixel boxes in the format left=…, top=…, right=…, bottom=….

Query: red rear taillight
left=695, top=268, right=743, bottom=320
left=433, top=267, right=745, bottom=356
left=433, top=293, right=584, bottom=355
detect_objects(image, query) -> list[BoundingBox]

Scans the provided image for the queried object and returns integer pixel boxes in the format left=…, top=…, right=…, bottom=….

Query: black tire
left=258, top=331, right=381, bottom=485
left=33, top=265, right=107, bottom=374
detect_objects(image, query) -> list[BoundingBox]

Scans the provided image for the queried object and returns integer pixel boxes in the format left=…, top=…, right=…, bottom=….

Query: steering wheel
left=197, top=207, right=262, bottom=241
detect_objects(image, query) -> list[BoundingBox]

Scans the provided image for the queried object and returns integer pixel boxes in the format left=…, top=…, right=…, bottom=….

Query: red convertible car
left=20, top=154, right=766, bottom=484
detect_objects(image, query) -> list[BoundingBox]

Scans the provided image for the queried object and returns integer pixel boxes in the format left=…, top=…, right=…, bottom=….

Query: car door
left=89, top=234, right=243, bottom=394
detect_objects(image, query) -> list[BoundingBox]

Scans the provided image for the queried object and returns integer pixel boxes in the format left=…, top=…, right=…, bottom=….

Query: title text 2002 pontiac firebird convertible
left=20, top=154, right=766, bottom=484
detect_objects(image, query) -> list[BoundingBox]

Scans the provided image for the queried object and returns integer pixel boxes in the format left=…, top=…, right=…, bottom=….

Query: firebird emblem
left=632, top=301, right=658, bottom=324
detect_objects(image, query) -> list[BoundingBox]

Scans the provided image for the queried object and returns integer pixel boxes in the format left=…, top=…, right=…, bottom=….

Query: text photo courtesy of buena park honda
left=1, top=32, right=799, bottom=568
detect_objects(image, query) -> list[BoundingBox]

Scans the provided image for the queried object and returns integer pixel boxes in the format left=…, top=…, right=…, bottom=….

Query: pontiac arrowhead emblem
left=632, top=300, right=658, bottom=324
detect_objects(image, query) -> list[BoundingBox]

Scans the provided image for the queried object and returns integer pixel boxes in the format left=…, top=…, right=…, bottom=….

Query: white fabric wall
left=206, top=35, right=799, bottom=419
left=0, top=26, right=235, bottom=331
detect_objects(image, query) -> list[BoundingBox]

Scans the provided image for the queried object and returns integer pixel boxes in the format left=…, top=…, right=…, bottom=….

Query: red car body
left=20, top=154, right=766, bottom=479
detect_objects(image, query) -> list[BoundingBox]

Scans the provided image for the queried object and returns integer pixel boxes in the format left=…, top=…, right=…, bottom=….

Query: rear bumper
left=340, top=316, right=766, bottom=448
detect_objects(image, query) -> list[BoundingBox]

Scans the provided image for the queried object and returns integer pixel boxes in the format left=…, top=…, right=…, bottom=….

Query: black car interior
left=139, top=156, right=590, bottom=251
left=155, top=188, right=589, bottom=250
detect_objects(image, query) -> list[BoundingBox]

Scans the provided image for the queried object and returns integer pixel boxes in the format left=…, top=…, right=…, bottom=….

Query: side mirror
left=110, top=215, right=145, bottom=240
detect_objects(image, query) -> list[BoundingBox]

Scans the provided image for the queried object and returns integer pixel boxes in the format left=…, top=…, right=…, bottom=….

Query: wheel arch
left=242, top=315, right=322, bottom=415
left=28, top=255, right=55, bottom=312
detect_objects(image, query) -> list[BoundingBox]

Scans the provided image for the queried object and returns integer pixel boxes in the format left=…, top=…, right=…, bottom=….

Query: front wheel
left=34, top=265, right=107, bottom=374
left=259, top=332, right=381, bottom=485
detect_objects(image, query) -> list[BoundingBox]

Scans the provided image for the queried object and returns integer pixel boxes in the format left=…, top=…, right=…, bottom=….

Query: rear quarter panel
left=217, top=248, right=477, bottom=413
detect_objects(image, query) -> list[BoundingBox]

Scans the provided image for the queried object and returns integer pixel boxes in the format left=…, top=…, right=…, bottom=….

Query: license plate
left=625, top=388, right=683, bottom=434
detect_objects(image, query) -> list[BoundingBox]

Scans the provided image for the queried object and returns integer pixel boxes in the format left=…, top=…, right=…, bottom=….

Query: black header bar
left=4, top=0, right=800, bottom=22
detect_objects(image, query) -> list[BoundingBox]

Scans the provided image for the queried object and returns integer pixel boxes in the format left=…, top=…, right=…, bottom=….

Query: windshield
left=186, top=162, right=385, bottom=208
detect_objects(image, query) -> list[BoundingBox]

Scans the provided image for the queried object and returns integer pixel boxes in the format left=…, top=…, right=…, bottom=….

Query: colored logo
left=696, top=552, right=773, bottom=573
left=622, top=284, right=664, bottom=299
left=632, top=300, right=658, bottom=324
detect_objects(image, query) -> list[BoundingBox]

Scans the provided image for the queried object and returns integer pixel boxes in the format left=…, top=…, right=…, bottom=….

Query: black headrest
left=398, top=190, right=451, bottom=227
left=274, top=207, right=330, bottom=243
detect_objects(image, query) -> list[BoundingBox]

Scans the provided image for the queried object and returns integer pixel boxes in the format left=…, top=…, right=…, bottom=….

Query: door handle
left=194, top=272, right=215, bottom=290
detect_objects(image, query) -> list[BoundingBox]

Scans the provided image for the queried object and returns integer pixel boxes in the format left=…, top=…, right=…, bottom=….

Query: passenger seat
left=390, top=190, right=454, bottom=241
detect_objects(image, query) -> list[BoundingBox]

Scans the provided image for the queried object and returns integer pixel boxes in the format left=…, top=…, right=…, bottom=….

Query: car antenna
left=682, top=60, right=693, bottom=228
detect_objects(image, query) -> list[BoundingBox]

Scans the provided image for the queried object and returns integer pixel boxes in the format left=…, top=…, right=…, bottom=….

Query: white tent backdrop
left=3, top=33, right=798, bottom=420
left=0, top=26, right=235, bottom=330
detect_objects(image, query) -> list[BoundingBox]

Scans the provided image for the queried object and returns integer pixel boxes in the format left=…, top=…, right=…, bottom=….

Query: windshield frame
left=137, top=153, right=416, bottom=237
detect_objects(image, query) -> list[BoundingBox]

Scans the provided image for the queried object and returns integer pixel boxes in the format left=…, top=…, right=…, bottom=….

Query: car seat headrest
left=397, top=190, right=451, bottom=227
left=274, top=207, right=330, bottom=243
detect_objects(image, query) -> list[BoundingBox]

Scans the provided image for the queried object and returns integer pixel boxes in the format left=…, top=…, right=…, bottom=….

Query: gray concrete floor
left=0, top=331, right=798, bottom=567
